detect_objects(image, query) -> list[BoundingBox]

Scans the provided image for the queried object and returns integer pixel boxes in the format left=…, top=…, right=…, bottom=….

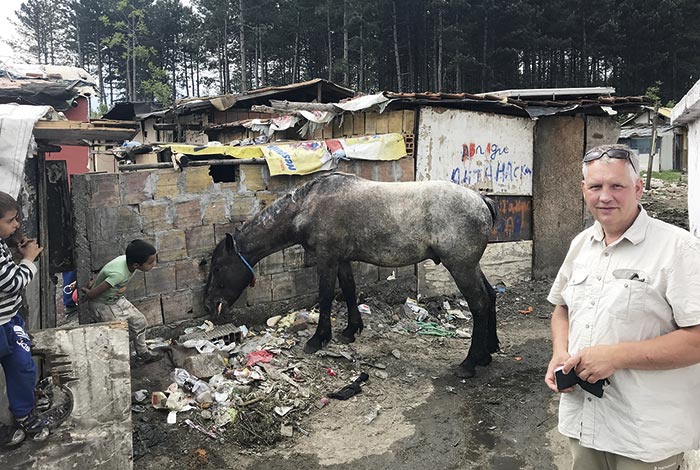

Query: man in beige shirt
left=545, top=144, right=700, bottom=470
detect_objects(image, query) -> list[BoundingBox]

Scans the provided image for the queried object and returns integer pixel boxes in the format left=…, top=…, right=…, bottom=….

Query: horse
left=204, top=172, right=499, bottom=378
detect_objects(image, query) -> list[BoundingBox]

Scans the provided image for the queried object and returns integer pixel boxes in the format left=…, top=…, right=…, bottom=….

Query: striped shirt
left=0, top=239, right=37, bottom=325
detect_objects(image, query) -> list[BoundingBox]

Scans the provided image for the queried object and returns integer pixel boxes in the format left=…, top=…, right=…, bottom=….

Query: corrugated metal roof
left=378, top=90, right=651, bottom=117
left=174, top=78, right=355, bottom=114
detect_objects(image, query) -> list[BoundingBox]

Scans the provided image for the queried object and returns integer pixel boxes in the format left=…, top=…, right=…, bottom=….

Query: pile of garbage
left=132, top=295, right=475, bottom=454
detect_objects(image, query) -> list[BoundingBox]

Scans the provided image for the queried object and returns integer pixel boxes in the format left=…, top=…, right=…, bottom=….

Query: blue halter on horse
left=205, top=172, right=499, bottom=378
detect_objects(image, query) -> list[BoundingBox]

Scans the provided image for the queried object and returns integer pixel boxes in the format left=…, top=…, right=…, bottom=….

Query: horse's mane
left=257, top=172, right=357, bottom=224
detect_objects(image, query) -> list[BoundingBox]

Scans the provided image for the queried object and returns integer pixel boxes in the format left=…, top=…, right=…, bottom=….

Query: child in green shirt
left=83, top=239, right=160, bottom=364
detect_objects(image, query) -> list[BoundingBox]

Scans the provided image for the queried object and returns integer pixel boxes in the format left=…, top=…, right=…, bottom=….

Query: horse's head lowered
left=204, top=233, right=255, bottom=315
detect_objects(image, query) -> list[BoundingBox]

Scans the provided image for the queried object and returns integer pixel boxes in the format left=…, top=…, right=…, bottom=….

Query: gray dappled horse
left=205, top=172, right=499, bottom=378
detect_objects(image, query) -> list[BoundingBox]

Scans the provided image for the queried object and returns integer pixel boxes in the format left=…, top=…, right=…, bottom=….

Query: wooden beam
left=118, top=158, right=266, bottom=171
left=37, top=151, right=56, bottom=329
left=268, top=100, right=338, bottom=112
left=33, top=121, right=138, bottom=145
left=153, top=123, right=203, bottom=131
left=251, top=103, right=338, bottom=115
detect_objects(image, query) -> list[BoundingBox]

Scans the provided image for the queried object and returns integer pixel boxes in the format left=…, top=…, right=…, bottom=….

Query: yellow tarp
left=164, top=144, right=264, bottom=159
left=261, top=141, right=333, bottom=176
left=164, top=133, right=406, bottom=176
left=339, top=133, right=406, bottom=161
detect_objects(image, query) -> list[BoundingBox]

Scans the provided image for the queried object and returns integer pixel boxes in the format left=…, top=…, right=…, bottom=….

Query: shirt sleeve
left=0, top=254, right=37, bottom=294
left=666, top=238, right=700, bottom=327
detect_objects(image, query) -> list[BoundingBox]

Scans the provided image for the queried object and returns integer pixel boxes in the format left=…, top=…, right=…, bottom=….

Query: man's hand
left=18, top=237, right=43, bottom=261
left=564, top=345, right=618, bottom=383
left=545, top=351, right=574, bottom=393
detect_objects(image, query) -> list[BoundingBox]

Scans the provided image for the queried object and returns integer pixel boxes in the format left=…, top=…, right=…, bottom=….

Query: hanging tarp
left=0, top=104, right=52, bottom=198
left=261, top=141, right=333, bottom=176
left=338, top=133, right=407, bottom=161
left=335, top=93, right=391, bottom=113
left=164, top=143, right=264, bottom=159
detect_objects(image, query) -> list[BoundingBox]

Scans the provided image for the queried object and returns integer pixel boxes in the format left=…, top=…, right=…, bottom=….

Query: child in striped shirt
left=0, top=191, right=47, bottom=447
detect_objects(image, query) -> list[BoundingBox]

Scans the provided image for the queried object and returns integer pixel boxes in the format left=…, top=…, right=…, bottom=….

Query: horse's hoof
left=455, top=365, right=476, bottom=379
left=338, top=330, right=356, bottom=344
left=303, top=336, right=327, bottom=354
left=476, top=354, right=492, bottom=367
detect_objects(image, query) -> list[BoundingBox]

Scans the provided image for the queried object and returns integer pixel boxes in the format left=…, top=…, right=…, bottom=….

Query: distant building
left=618, top=106, right=683, bottom=172
left=0, top=63, right=100, bottom=178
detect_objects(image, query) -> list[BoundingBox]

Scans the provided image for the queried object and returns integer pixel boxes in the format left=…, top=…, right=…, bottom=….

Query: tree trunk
left=132, top=16, right=137, bottom=101
left=437, top=8, right=443, bottom=92
left=359, top=21, right=364, bottom=91
left=196, top=57, right=201, bottom=97
left=239, top=0, right=247, bottom=92
left=327, top=0, right=333, bottom=81
left=97, top=29, right=105, bottom=108
left=407, top=18, right=414, bottom=91
left=343, top=0, right=349, bottom=85
left=481, top=6, right=488, bottom=91
left=293, top=10, right=300, bottom=82
left=392, top=1, right=402, bottom=92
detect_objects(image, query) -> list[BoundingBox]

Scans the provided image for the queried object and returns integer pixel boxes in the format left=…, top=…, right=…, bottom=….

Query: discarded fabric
left=327, top=372, right=370, bottom=400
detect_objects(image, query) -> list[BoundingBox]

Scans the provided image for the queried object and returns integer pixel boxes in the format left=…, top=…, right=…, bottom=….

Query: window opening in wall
left=209, top=163, right=238, bottom=183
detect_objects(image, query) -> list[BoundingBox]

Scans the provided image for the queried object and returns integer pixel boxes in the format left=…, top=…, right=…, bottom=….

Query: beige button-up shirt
left=548, top=207, right=700, bottom=462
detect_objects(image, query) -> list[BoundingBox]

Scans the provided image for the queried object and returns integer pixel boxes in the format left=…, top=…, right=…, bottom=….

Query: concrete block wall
left=73, top=156, right=415, bottom=326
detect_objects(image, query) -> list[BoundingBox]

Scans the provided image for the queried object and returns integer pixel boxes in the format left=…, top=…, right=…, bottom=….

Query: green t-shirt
left=92, top=255, right=135, bottom=304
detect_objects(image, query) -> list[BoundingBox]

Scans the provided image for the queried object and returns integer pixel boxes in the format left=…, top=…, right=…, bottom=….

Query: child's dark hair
left=0, top=191, right=18, bottom=219
left=125, top=239, right=157, bottom=265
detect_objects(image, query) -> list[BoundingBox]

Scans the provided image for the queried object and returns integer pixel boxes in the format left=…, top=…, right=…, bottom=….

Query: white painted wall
left=633, top=130, right=675, bottom=172
left=415, top=108, right=536, bottom=296
left=673, top=79, right=700, bottom=469
left=416, top=108, right=535, bottom=195
left=688, top=120, right=700, bottom=238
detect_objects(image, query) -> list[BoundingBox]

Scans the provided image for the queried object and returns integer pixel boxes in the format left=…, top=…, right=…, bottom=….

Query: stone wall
left=72, top=156, right=415, bottom=327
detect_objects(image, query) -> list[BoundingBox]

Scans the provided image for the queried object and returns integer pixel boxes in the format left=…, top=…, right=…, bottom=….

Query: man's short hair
left=582, top=144, right=640, bottom=181
left=125, top=239, right=157, bottom=265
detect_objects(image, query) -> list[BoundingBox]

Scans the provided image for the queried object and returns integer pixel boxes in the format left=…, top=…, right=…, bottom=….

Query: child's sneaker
left=0, top=424, right=25, bottom=447
left=16, top=412, right=50, bottom=442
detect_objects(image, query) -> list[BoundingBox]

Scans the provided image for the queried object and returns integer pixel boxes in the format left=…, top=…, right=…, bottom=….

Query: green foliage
left=644, top=82, right=662, bottom=105
left=641, top=170, right=685, bottom=182
left=141, top=65, right=172, bottom=105
left=10, top=0, right=700, bottom=105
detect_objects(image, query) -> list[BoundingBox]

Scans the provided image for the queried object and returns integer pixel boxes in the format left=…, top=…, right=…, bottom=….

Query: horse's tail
left=481, top=194, right=498, bottom=227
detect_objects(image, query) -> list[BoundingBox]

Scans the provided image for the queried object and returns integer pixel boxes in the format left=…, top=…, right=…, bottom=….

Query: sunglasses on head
left=583, top=148, right=637, bottom=173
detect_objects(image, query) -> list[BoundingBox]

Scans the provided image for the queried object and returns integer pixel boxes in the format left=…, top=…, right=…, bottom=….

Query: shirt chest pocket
left=562, top=268, right=589, bottom=311
left=606, top=270, right=648, bottom=321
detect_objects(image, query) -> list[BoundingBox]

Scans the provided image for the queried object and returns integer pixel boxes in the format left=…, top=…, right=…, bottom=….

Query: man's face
left=581, top=159, right=642, bottom=238
left=0, top=210, right=20, bottom=239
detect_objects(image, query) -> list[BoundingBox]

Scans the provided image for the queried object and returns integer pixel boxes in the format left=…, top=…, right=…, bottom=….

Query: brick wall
left=72, top=156, right=415, bottom=326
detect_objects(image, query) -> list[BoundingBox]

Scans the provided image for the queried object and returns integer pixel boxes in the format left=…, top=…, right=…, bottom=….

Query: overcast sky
left=0, top=0, right=22, bottom=61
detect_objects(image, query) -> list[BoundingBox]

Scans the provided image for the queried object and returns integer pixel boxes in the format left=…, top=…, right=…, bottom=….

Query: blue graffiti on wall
left=451, top=141, right=531, bottom=187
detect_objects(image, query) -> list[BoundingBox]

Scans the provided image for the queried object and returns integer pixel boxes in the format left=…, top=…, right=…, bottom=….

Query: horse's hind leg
left=481, top=270, right=499, bottom=354
left=447, top=265, right=498, bottom=379
left=337, top=261, right=364, bottom=343
left=304, top=260, right=338, bottom=354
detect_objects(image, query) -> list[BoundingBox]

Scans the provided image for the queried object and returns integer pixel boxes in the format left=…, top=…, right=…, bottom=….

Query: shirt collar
left=591, top=204, right=649, bottom=245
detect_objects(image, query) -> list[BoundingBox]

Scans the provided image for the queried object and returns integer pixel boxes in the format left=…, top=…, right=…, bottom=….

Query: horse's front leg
left=304, top=261, right=338, bottom=354
left=337, top=260, right=363, bottom=343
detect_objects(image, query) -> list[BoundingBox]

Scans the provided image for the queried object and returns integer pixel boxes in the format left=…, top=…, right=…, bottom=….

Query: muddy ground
left=129, top=176, right=687, bottom=470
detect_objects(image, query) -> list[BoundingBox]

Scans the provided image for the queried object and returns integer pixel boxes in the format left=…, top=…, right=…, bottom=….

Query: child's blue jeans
left=0, top=315, right=36, bottom=419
